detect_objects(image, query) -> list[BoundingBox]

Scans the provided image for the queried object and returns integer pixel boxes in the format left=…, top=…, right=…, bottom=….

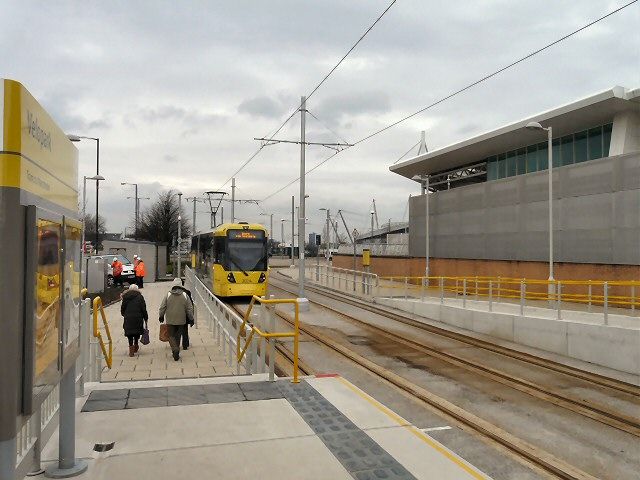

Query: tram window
left=226, top=240, right=267, bottom=272
left=213, top=236, right=225, bottom=264
left=35, top=220, right=62, bottom=388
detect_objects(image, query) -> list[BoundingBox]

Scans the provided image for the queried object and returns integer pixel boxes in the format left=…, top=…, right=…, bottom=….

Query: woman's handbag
left=141, top=325, right=150, bottom=345
left=159, top=323, right=169, bottom=342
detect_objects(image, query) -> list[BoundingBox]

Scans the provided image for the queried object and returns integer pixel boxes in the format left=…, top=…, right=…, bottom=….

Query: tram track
left=253, top=273, right=640, bottom=480
left=269, top=275, right=640, bottom=438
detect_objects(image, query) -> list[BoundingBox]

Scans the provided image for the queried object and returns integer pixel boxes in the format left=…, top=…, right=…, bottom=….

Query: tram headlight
left=258, top=272, right=266, bottom=283
left=227, top=273, right=236, bottom=283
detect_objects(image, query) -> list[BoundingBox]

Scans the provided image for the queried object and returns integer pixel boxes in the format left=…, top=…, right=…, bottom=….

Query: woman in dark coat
left=121, top=284, right=148, bottom=356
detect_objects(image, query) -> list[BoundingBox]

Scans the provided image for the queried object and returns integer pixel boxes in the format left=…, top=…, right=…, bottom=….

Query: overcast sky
left=2, top=0, right=639, bottom=239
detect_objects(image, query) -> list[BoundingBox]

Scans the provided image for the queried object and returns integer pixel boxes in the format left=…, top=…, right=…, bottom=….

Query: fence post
left=421, top=278, right=425, bottom=301
left=588, top=281, right=592, bottom=313
left=632, top=285, right=636, bottom=314
left=557, top=282, right=562, bottom=320
left=475, top=276, right=479, bottom=300
left=463, top=279, right=467, bottom=308
left=439, top=277, right=444, bottom=304
left=268, top=306, right=276, bottom=381
left=404, top=277, right=408, bottom=300
left=603, top=282, right=609, bottom=325
left=489, top=280, right=493, bottom=312
left=497, top=276, right=501, bottom=300
left=520, top=280, right=525, bottom=316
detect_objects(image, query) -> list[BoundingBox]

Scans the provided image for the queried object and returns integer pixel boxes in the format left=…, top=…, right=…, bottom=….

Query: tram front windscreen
left=226, top=230, right=267, bottom=272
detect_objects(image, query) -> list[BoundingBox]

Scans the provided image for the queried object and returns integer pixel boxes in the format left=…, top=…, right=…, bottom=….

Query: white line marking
left=421, top=426, right=452, bottom=432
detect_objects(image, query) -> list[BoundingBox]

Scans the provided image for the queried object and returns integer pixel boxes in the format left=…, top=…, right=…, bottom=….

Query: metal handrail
left=378, top=275, right=639, bottom=309
left=236, top=295, right=300, bottom=383
left=92, top=296, right=113, bottom=369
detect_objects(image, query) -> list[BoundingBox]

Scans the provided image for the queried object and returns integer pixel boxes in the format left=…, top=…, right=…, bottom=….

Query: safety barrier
left=185, top=267, right=266, bottom=375
left=306, top=264, right=378, bottom=298
left=237, top=296, right=300, bottom=383
left=378, top=275, right=640, bottom=323
left=92, top=296, right=113, bottom=369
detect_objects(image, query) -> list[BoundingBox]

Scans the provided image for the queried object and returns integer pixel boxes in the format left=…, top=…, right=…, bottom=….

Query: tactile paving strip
left=81, top=381, right=284, bottom=412
left=277, top=381, right=417, bottom=480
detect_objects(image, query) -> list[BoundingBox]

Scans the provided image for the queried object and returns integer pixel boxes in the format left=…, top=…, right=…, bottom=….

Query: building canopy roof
left=390, top=86, right=640, bottom=181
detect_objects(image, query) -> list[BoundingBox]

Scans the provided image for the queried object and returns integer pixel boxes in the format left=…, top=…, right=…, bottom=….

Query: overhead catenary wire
left=216, top=0, right=397, bottom=190
left=261, top=0, right=638, bottom=202
left=307, top=109, right=352, bottom=145
left=392, top=140, right=421, bottom=165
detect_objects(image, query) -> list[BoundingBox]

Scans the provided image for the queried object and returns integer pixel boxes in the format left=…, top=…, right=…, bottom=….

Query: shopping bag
left=141, top=327, right=150, bottom=345
left=159, top=323, right=170, bottom=342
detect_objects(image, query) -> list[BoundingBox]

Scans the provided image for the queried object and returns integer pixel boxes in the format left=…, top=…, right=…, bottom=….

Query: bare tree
left=83, top=213, right=107, bottom=250
left=137, top=190, right=191, bottom=263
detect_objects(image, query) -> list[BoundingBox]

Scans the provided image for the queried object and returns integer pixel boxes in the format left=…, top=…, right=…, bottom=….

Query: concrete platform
left=36, top=375, right=491, bottom=480
left=100, top=282, right=236, bottom=381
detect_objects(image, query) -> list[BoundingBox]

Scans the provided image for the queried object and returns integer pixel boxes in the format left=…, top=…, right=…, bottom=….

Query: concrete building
left=385, top=86, right=639, bottom=280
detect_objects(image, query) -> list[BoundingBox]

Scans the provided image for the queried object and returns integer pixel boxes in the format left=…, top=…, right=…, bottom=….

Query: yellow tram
left=192, top=222, right=269, bottom=297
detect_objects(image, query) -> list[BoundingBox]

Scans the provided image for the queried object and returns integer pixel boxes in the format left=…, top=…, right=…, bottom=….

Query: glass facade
left=485, top=123, right=612, bottom=181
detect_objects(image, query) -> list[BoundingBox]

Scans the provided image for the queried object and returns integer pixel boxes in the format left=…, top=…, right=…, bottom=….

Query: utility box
left=0, top=78, right=81, bottom=441
left=85, top=257, right=107, bottom=294
left=362, top=249, right=371, bottom=267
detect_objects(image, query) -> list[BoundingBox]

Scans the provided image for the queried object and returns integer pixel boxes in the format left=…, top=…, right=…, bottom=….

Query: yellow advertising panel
left=1, top=79, right=78, bottom=211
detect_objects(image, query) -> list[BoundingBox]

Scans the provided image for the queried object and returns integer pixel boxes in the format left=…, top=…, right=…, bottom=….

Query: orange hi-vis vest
left=135, top=261, right=146, bottom=277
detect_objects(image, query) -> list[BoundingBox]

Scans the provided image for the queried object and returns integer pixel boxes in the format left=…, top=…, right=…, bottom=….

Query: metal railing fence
left=305, top=264, right=379, bottom=298
left=236, top=296, right=300, bottom=383
left=378, top=275, right=640, bottom=324
left=185, top=266, right=278, bottom=376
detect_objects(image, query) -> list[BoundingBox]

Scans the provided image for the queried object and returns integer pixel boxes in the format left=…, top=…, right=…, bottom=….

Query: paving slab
left=99, top=282, right=234, bottom=382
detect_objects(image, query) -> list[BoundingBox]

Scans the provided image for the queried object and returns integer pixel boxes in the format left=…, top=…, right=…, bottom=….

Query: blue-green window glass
left=552, top=138, right=560, bottom=168
left=506, top=151, right=517, bottom=177
left=574, top=130, right=588, bottom=163
left=602, top=123, right=612, bottom=156
left=587, top=126, right=602, bottom=160
left=526, top=144, right=537, bottom=173
left=497, top=153, right=506, bottom=179
left=487, top=157, right=497, bottom=180
left=516, top=148, right=526, bottom=175
left=560, top=136, right=573, bottom=166
left=537, top=142, right=548, bottom=170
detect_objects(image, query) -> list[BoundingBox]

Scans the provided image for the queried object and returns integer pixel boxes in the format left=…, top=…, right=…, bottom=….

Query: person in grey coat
left=159, top=278, right=194, bottom=360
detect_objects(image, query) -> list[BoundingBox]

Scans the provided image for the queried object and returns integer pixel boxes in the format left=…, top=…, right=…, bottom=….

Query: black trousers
left=126, top=334, right=140, bottom=346
left=166, top=324, right=186, bottom=353
left=136, top=276, right=144, bottom=288
left=114, top=275, right=123, bottom=287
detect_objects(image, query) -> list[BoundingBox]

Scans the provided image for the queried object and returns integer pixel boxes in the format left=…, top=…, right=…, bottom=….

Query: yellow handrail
left=377, top=275, right=640, bottom=308
left=92, top=296, right=113, bottom=369
left=236, top=295, right=300, bottom=383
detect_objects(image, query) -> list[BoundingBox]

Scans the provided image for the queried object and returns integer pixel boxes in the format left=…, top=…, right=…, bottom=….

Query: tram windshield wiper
left=227, top=253, right=249, bottom=276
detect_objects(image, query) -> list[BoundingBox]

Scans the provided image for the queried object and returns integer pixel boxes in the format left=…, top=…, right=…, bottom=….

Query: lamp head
left=86, top=175, right=105, bottom=181
left=525, top=121, right=545, bottom=131
left=67, top=134, right=81, bottom=142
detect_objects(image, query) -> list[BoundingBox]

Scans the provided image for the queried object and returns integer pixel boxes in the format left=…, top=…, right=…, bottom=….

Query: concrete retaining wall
left=376, top=297, right=640, bottom=375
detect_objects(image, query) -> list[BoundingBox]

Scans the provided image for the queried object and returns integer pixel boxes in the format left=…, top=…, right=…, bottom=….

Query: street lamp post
left=280, top=219, right=287, bottom=255
left=68, top=135, right=100, bottom=251
left=525, top=122, right=554, bottom=291
left=260, top=213, right=274, bottom=252
left=121, top=182, right=139, bottom=238
left=370, top=210, right=375, bottom=243
left=177, top=192, right=183, bottom=278
left=81, top=175, right=105, bottom=283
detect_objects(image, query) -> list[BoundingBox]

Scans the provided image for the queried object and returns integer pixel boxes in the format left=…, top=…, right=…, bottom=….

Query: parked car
left=89, top=254, right=136, bottom=287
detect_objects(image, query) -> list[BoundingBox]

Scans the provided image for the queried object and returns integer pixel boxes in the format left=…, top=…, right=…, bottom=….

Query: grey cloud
left=238, top=96, right=287, bottom=119
left=314, top=91, right=391, bottom=125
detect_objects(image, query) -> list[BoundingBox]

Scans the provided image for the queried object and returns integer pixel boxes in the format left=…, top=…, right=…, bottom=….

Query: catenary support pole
left=325, top=209, right=331, bottom=266
left=291, top=196, right=295, bottom=266
left=231, top=177, right=235, bottom=223
left=95, top=138, right=100, bottom=252
left=424, top=174, right=430, bottom=280
left=298, top=96, right=307, bottom=301
left=547, top=126, right=555, bottom=293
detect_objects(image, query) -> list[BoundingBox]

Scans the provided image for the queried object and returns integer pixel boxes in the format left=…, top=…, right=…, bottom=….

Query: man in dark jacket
left=121, top=284, right=148, bottom=356
left=180, top=278, right=194, bottom=350
left=159, top=278, right=194, bottom=360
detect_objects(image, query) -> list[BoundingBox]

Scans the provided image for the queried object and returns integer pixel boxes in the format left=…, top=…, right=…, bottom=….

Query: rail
left=306, top=264, right=378, bottom=297
left=236, top=296, right=300, bottom=383
left=378, top=275, right=640, bottom=323
left=92, top=296, right=113, bottom=369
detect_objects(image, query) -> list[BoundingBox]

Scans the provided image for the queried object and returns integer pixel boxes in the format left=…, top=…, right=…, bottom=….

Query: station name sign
left=27, top=109, right=52, bottom=151
left=228, top=230, right=264, bottom=240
